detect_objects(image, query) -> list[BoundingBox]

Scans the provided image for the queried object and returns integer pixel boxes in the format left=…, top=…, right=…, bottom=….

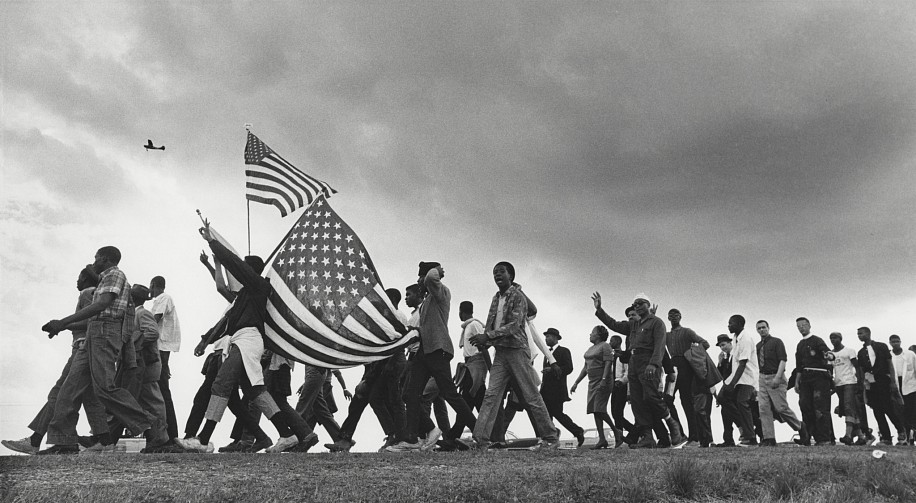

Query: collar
left=801, top=333, right=813, bottom=340
left=461, top=318, right=480, bottom=329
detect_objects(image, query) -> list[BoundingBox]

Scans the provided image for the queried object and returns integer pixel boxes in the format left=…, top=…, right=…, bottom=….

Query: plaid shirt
left=94, top=266, right=130, bottom=319
left=483, top=283, right=528, bottom=349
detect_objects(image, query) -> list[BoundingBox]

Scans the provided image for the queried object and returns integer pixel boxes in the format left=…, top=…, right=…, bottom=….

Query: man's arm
left=595, top=308, right=631, bottom=336
left=206, top=234, right=262, bottom=289
left=687, top=328, right=710, bottom=349
left=43, top=292, right=116, bottom=335
left=333, top=370, right=352, bottom=400
left=648, top=318, right=667, bottom=369
left=423, top=267, right=446, bottom=301
left=728, top=360, right=747, bottom=388
left=138, top=309, right=160, bottom=345
left=556, top=347, right=575, bottom=376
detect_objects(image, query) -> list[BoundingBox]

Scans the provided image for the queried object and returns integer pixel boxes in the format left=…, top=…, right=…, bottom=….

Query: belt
left=802, top=368, right=830, bottom=373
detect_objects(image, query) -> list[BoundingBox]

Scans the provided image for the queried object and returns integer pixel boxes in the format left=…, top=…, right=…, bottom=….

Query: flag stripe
left=244, top=132, right=336, bottom=217
left=364, top=286, right=408, bottom=337
left=246, top=169, right=305, bottom=208
left=267, top=270, right=392, bottom=348
left=245, top=182, right=295, bottom=216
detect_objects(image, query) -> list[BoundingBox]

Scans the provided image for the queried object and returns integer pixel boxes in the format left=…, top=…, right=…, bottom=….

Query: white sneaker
left=420, top=427, right=442, bottom=451
left=174, top=437, right=214, bottom=453
left=267, top=435, right=298, bottom=453
left=385, top=441, right=421, bottom=452
left=529, top=439, right=561, bottom=451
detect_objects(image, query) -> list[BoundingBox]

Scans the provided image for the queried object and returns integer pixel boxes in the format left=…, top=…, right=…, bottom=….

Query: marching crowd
left=4, top=225, right=916, bottom=455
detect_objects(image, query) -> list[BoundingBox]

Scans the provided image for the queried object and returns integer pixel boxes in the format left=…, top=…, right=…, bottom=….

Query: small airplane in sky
left=144, top=139, right=165, bottom=151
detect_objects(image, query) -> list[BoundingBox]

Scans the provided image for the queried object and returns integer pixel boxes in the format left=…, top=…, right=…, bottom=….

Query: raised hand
left=591, top=292, right=602, bottom=310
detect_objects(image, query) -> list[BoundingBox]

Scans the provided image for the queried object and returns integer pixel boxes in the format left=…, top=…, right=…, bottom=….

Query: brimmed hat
left=716, top=334, right=732, bottom=345
left=543, top=327, right=561, bottom=340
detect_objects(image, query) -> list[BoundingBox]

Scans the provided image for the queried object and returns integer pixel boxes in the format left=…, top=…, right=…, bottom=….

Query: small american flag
left=245, top=131, right=336, bottom=217
left=262, top=196, right=413, bottom=368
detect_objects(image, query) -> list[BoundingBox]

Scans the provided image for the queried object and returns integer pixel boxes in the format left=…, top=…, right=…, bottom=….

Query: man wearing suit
left=857, top=327, right=906, bottom=445
left=540, top=328, right=586, bottom=447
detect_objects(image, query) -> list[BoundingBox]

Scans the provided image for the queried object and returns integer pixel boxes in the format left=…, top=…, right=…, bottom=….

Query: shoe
left=634, top=435, right=657, bottom=449
left=815, top=440, right=836, bottom=446
left=760, top=438, right=777, bottom=447
left=854, top=436, right=868, bottom=446
left=669, top=437, right=689, bottom=449
left=664, top=416, right=686, bottom=446
left=657, top=438, right=672, bottom=448
left=737, top=440, right=758, bottom=447
left=591, top=439, right=609, bottom=450
left=286, top=433, right=320, bottom=453
left=37, top=444, right=79, bottom=455
left=896, top=440, right=909, bottom=446
left=386, top=441, right=421, bottom=452
left=266, top=435, right=299, bottom=453
left=684, top=440, right=699, bottom=448
left=80, top=441, right=116, bottom=454
left=142, top=442, right=186, bottom=454
left=326, top=438, right=357, bottom=453
left=243, top=437, right=273, bottom=453
left=575, top=431, right=585, bottom=448
left=174, top=437, right=214, bottom=453
left=451, top=438, right=472, bottom=451
left=377, top=436, right=396, bottom=453
left=77, top=435, right=96, bottom=449
left=793, top=437, right=811, bottom=447
left=529, top=439, right=561, bottom=451
left=218, top=440, right=244, bottom=452
left=2, top=438, right=39, bottom=455
left=420, top=427, right=442, bottom=451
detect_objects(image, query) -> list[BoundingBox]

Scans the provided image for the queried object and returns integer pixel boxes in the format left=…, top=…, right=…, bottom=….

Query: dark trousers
left=185, top=353, right=221, bottom=437
left=543, top=395, right=584, bottom=439
left=338, top=363, right=384, bottom=438
left=866, top=386, right=905, bottom=442
left=721, top=384, right=755, bottom=443
left=611, top=381, right=636, bottom=435
left=797, top=371, right=833, bottom=443
left=627, top=352, right=668, bottom=434
left=693, top=385, right=713, bottom=445
left=404, top=349, right=476, bottom=443
left=672, top=356, right=699, bottom=441
left=158, top=351, right=179, bottom=440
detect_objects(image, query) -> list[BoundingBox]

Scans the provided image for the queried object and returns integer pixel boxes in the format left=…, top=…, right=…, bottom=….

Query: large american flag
left=262, top=196, right=413, bottom=368
left=245, top=131, right=336, bottom=217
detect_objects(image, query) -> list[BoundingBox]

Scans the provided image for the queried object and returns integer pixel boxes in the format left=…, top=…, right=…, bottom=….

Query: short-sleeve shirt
left=756, top=336, right=787, bottom=375
left=731, top=331, right=759, bottom=389
left=151, top=292, right=181, bottom=352
left=94, top=266, right=130, bottom=319
left=585, top=342, right=615, bottom=380
left=832, top=346, right=858, bottom=386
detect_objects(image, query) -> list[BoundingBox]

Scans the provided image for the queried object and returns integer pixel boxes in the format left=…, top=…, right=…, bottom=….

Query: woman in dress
left=571, top=325, right=622, bottom=449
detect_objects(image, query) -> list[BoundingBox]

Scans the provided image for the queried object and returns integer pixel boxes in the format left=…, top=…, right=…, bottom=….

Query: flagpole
left=245, top=122, right=253, bottom=256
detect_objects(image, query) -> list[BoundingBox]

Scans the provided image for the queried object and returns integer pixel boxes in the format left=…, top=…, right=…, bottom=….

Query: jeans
left=672, top=356, right=698, bottom=441
left=692, top=382, right=713, bottom=445
left=266, top=364, right=315, bottom=441
left=406, top=349, right=476, bottom=443
left=29, top=343, right=108, bottom=437
left=473, top=347, right=556, bottom=444
left=797, top=370, right=833, bottom=442
left=757, top=373, right=803, bottom=439
left=48, top=320, right=160, bottom=445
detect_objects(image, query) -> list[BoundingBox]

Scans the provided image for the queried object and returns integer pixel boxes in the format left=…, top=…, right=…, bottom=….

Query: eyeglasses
left=632, top=301, right=649, bottom=307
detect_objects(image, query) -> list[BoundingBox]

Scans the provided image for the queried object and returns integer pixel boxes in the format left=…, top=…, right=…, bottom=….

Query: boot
left=665, top=415, right=686, bottom=447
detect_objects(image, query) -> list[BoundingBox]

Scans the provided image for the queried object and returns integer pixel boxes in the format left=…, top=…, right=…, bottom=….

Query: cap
left=633, top=293, right=652, bottom=305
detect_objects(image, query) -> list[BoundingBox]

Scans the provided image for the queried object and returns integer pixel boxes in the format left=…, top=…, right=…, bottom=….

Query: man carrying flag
left=176, top=221, right=317, bottom=453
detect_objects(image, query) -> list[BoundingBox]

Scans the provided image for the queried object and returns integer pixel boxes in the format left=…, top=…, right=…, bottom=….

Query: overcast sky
left=3, top=1, right=915, bottom=451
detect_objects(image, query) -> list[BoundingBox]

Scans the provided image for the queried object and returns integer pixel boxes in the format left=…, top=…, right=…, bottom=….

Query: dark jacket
left=540, top=345, right=574, bottom=403
left=858, top=341, right=894, bottom=384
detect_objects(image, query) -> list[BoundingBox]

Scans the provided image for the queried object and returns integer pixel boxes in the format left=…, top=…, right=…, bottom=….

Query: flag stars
left=336, top=272, right=344, bottom=281
left=323, top=270, right=331, bottom=279
left=337, top=286, right=346, bottom=295
left=312, top=233, right=319, bottom=239
left=334, top=223, right=341, bottom=230
left=350, top=287, right=359, bottom=296
left=349, top=274, right=357, bottom=283
left=346, top=248, right=354, bottom=256
left=310, top=244, right=318, bottom=253
left=322, top=233, right=330, bottom=240
left=335, top=259, right=343, bottom=268
left=309, top=257, right=317, bottom=265
left=361, top=276, right=371, bottom=285
left=298, top=257, right=307, bottom=265
left=322, top=244, right=330, bottom=252
left=298, top=270, right=306, bottom=279
left=333, top=245, right=341, bottom=253
left=312, top=222, right=319, bottom=229
left=310, top=271, right=318, bottom=279
left=312, top=299, right=321, bottom=308
left=298, top=285, right=307, bottom=294
left=334, top=233, right=341, bottom=241
left=298, top=243, right=308, bottom=252
left=325, top=299, right=335, bottom=308
left=323, top=221, right=330, bottom=229
left=338, top=299, right=348, bottom=309
left=347, top=260, right=356, bottom=269
left=324, top=211, right=331, bottom=217
left=346, top=235, right=353, bottom=243
left=287, top=271, right=295, bottom=280
left=321, top=257, right=330, bottom=266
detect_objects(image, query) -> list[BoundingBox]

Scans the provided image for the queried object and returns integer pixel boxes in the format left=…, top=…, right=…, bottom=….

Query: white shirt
left=151, top=292, right=181, bottom=352
left=893, top=350, right=916, bottom=395
left=459, top=318, right=484, bottom=358
left=406, top=308, right=420, bottom=354
left=731, top=331, right=759, bottom=389
left=832, top=346, right=858, bottom=387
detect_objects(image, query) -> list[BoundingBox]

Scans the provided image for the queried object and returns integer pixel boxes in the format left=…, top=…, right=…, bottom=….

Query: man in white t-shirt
left=720, top=315, right=759, bottom=447
left=829, top=332, right=865, bottom=445
left=150, top=276, right=181, bottom=442
left=889, top=334, right=916, bottom=445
